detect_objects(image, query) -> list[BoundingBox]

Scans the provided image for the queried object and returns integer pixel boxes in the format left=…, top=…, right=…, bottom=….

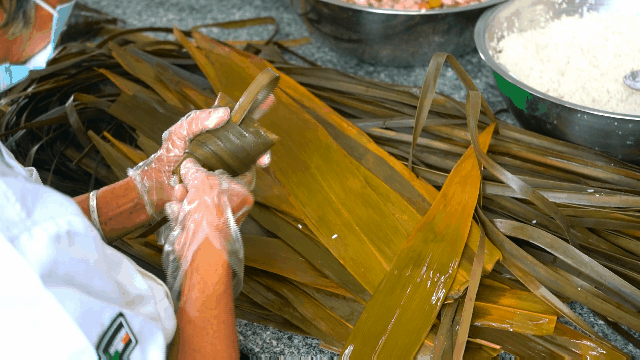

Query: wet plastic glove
left=126, top=103, right=271, bottom=220
left=127, top=107, right=232, bottom=219
left=162, top=157, right=258, bottom=307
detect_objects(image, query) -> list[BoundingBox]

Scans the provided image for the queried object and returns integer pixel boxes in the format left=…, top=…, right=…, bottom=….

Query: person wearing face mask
left=0, top=1, right=272, bottom=358
left=0, top=0, right=76, bottom=90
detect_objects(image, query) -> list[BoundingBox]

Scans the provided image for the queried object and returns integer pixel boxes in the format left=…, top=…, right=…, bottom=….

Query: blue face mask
left=0, top=0, right=77, bottom=92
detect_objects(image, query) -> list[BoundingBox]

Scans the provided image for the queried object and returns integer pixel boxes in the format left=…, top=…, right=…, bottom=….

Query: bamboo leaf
left=506, top=256, right=604, bottom=341
left=249, top=204, right=371, bottom=303
left=197, top=36, right=440, bottom=213
left=24, top=127, right=68, bottom=167
left=97, top=26, right=163, bottom=45
left=125, top=45, right=214, bottom=92
left=453, top=223, right=485, bottom=359
left=234, top=292, right=310, bottom=337
left=461, top=342, right=502, bottom=359
left=173, top=27, right=224, bottom=93
left=448, top=223, right=501, bottom=300
left=244, top=235, right=352, bottom=297
left=592, top=229, right=640, bottom=257
left=251, top=270, right=352, bottom=346
left=242, top=271, right=343, bottom=349
left=200, top=47, right=415, bottom=300
left=264, top=63, right=504, bottom=302
left=95, top=67, right=161, bottom=100
left=546, top=264, right=637, bottom=312
left=408, top=53, right=496, bottom=171
left=468, top=326, right=564, bottom=358
left=472, top=285, right=557, bottom=336
left=292, top=281, right=364, bottom=327
left=135, top=131, right=161, bottom=157
left=493, top=219, right=640, bottom=310
left=63, top=147, right=119, bottom=184
left=253, top=167, right=301, bottom=220
left=273, top=78, right=438, bottom=211
left=109, top=42, right=187, bottom=109
left=544, top=323, right=630, bottom=360
left=155, top=62, right=216, bottom=109
left=342, top=103, right=495, bottom=358
left=108, top=91, right=186, bottom=144
left=102, top=131, right=147, bottom=164
left=595, top=312, right=640, bottom=351
left=433, top=300, right=459, bottom=360
left=65, top=95, right=92, bottom=148
left=235, top=52, right=503, bottom=303
left=477, top=209, right=640, bottom=334
left=87, top=130, right=135, bottom=180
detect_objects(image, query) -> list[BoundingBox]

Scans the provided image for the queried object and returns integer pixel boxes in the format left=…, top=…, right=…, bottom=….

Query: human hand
left=127, top=95, right=273, bottom=219
left=162, top=158, right=256, bottom=306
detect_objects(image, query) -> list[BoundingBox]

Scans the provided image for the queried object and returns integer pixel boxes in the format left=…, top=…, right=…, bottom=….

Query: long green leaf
left=342, top=97, right=495, bottom=359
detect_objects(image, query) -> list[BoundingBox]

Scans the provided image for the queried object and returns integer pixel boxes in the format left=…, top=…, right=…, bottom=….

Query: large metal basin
left=294, top=0, right=507, bottom=67
left=475, top=0, right=640, bottom=164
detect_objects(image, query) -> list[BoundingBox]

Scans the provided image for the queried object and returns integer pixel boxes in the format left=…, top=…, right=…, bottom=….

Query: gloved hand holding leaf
left=162, top=157, right=259, bottom=307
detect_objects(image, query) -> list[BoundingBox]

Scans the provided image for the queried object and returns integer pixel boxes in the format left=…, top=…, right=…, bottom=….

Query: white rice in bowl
left=494, top=12, right=640, bottom=116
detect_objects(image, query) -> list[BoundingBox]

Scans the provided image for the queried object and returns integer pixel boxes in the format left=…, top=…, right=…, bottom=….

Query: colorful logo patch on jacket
left=96, top=313, right=137, bottom=360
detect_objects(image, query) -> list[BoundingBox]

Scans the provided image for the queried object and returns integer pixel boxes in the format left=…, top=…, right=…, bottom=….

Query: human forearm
left=174, top=239, right=238, bottom=359
left=74, top=178, right=166, bottom=242
left=72, top=108, right=233, bottom=241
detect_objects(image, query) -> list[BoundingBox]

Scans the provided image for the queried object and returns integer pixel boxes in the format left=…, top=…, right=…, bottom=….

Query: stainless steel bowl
left=475, top=0, right=640, bottom=165
left=294, top=0, right=507, bottom=67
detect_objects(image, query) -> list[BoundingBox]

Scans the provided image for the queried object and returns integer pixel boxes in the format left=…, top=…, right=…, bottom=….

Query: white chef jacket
left=0, top=141, right=176, bottom=359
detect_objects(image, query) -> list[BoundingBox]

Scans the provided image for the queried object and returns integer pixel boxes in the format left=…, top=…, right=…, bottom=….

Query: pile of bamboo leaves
left=3, top=8, right=640, bottom=358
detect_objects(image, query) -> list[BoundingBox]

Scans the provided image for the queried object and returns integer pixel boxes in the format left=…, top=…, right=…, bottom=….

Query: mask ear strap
left=32, top=0, right=57, bottom=15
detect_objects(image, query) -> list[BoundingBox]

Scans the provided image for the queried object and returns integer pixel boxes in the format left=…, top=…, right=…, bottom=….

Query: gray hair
left=0, top=0, right=36, bottom=39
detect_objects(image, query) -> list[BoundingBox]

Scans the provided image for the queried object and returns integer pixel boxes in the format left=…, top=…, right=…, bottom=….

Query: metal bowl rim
left=474, top=2, right=640, bottom=121
left=310, top=0, right=508, bottom=15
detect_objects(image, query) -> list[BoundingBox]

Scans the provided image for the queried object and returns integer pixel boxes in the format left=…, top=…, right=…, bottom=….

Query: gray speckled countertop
left=75, top=0, right=639, bottom=357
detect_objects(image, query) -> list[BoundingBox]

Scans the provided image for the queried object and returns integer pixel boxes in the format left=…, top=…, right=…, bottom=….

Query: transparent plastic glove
left=127, top=107, right=233, bottom=219
left=127, top=93, right=274, bottom=219
left=162, top=158, right=255, bottom=307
